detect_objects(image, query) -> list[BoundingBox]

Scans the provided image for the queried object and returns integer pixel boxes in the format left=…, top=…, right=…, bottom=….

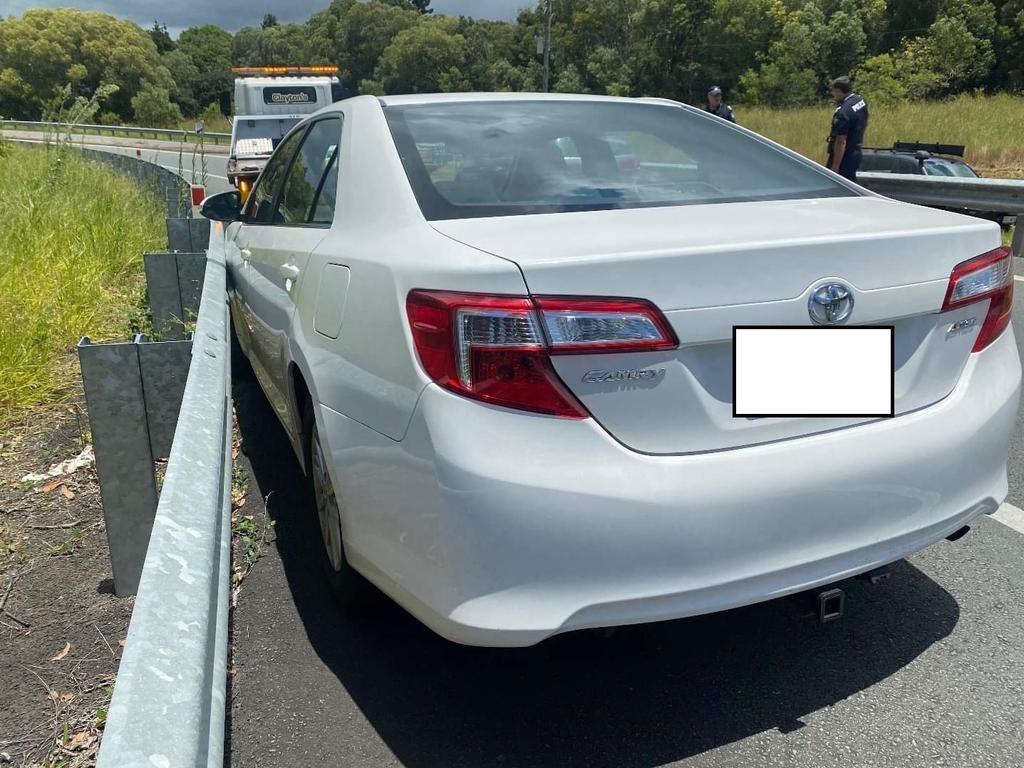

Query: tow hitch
left=816, top=587, right=845, bottom=623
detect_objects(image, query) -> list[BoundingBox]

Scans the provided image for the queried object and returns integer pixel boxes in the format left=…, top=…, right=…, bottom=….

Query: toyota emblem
left=808, top=283, right=854, bottom=325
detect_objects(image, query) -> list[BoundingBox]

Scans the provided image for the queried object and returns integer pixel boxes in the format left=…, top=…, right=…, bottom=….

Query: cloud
left=1, top=0, right=526, bottom=33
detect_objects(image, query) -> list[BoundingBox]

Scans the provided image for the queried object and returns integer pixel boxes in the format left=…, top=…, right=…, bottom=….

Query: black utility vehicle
left=860, top=141, right=979, bottom=178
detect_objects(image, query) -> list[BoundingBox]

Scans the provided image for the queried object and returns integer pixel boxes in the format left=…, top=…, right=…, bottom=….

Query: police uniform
left=705, top=102, right=736, bottom=123
left=827, top=92, right=869, bottom=182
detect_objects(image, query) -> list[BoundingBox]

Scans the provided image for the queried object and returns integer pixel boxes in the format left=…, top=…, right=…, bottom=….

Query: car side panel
left=287, top=97, right=529, bottom=443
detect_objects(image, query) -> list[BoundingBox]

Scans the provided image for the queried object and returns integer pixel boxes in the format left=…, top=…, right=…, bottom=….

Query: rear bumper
left=320, top=328, right=1020, bottom=647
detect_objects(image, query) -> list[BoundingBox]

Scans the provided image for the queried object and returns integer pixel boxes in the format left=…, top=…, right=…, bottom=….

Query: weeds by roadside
left=0, top=144, right=165, bottom=422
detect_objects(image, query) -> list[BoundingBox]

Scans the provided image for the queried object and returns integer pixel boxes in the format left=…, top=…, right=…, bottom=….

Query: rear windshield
left=383, top=100, right=855, bottom=220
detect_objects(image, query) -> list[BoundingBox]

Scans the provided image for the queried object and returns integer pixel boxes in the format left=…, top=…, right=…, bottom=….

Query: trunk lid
left=431, top=196, right=1002, bottom=454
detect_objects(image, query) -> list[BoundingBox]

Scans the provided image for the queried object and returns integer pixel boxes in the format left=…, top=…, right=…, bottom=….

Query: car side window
left=308, top=149, right=340, bottom=225
left=274, top=116, right=343, bottom=227
left=245, top=127, right=307, bottom=225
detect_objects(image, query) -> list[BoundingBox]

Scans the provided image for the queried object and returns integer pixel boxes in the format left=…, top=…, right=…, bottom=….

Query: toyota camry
left=203, top=93, right=1021, bottom=646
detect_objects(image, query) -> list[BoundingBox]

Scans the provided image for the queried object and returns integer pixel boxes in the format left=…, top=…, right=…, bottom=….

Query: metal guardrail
left=78, top=147, right=195, bottom=220
left=858, top=172, right=1024, bottom=214
left=0, top=118, right=230, bottom=144
left=858, top=171, right=1024, bottom=256
left=95, top=226, right=232, bottom=768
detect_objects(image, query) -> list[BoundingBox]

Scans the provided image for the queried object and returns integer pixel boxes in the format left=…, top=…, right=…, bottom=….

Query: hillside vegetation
left=0, top=142, right=165, bottom=421
left=2, top=2, right=1023, bottom=126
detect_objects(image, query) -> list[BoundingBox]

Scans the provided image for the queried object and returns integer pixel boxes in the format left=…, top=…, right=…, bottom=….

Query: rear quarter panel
left=288, top=96, right=528, bottom=441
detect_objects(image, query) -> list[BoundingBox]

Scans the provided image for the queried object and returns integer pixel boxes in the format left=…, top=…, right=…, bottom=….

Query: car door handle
left=240, top=248, right=252, bottom=261
left=279, top=263, right=300, bottom=280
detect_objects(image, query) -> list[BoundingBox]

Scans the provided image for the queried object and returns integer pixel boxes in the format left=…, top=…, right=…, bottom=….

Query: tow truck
left=227, top=66, right=344, bottom=200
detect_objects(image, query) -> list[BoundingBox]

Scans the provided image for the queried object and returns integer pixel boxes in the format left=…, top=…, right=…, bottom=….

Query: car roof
left=376, top=92, right=685, bottom=107
left=868, top=149, right=970, bottom=164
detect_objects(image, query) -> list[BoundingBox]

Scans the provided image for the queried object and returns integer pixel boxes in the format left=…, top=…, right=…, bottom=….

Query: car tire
left=304, top=403, right=366, bottom=606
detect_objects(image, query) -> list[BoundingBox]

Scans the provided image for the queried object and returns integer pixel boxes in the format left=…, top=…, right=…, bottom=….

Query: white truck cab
left=228, top=66, right=343, bottom=199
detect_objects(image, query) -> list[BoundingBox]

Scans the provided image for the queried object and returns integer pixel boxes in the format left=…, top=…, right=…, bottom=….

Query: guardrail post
left=144, top=252, right=207, bottom=340
left=1013, top=222, right=1023, bottom=259
left=77, top=334, right=191, bottom=596
left=78, top=337, right=156, bottom=597
left=167, top=217, right=212, bottom=253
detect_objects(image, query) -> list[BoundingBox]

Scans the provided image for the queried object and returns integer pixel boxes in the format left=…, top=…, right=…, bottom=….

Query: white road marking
left=1013, top=275, right=1024, bottom=283
left=153, top=162, right=229, bottom=181
left=992, top=502, right=1024, bottom=534
left=6, top=135, right=229, bottom=183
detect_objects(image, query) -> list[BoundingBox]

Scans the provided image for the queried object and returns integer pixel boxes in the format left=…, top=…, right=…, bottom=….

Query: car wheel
left=307, top=407, right=365, bottom=605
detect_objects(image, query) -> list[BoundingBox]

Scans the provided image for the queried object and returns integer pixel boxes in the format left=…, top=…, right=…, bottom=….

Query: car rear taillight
left=942, top=246, right=1013, bottom=353
left=406, top=291, right=678, bottom=417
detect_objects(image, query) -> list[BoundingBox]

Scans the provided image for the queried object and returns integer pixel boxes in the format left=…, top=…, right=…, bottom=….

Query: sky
left=1, top=0, right=527, bottom=33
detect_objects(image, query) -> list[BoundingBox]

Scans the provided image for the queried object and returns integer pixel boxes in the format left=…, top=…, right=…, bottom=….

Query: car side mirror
left=200, top=190, right=242, bottom=222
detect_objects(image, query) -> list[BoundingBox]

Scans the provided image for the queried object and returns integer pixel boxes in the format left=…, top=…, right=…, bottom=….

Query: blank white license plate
left=733, top=326, right=894, bottom=418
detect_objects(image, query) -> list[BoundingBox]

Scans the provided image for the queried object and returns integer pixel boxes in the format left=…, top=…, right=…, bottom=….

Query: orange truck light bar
left=231, top=66, right=339, bottom=76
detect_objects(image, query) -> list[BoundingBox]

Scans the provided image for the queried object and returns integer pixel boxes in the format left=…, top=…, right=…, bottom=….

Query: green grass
left=741, top=93, right=1024, bottom=179
left=0, top=143, right=166, bottom=421
left=178, top=114, right=232, bottom=134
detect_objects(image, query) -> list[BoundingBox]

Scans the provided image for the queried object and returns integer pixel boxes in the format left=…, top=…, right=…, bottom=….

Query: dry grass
left=0, top=143, right=165, bottom=422
left=741, top=93, right=1024, bottom=179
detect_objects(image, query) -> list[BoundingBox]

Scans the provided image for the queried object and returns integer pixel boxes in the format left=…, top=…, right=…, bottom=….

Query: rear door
left=233, top=116, right=343, bottom=423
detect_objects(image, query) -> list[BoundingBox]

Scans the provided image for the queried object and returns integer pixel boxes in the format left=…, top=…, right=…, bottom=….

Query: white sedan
left=203, top=93, right=1020, bottom=647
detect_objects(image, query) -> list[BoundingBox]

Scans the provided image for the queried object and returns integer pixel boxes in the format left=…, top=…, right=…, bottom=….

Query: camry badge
left=583, top=368, right=665, bottom=384
left=808, top=282, right=854, bottom=325
left=947, top=317, right=978, bottom=336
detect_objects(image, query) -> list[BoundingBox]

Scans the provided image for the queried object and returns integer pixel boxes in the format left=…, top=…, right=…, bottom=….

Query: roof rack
left=893, top=141, right=965, bottom=158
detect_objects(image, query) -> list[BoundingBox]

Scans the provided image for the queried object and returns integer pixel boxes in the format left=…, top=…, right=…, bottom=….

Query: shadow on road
left=233, top=361, right=960, bottom=768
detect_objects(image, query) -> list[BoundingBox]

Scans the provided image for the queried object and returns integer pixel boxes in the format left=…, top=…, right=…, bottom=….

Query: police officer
left=826, top=76, right=869, bottom=182
left=704, top=86, right=736, bottom=123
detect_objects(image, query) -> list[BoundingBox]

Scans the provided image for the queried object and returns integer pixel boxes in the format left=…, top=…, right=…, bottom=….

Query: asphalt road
left=1, top=130, right=232, bottom=194
left=227, top=266, right=1024, bottom=768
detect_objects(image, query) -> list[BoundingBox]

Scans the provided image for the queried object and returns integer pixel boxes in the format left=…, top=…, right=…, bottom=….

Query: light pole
left=542, top=0, right=553, bottom=92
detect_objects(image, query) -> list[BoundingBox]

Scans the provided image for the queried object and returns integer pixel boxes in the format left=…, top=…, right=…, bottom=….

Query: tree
left=698, top=0, right=786, bottom=98
left=374, top=17, right=467, bottom=92
left=263, top=23, right=315, bottom=64
left=262, top=13, right=279, bottom=29
left=162, top=49, right=201, bottom=116
left=738, top=3, right=829, bottom=105
left=994, top=0, right=1024, bottom=87
left=880, top=0, right=942, bottom=50
left=131, top=82, right=183, bottom=127
left=823, top=3, right=868, bottom=79
left=177, top=25, right=233, bottom=114
left=150, top=20, right=175, bottom=54
left=384, top=0, right=434, bottom=13
left=0, top=8, right=174, bottom=120
left=233, top=27, right=263, bottom=65
left=308, top=1, right=421, bottom=85
left=177, top=24, right=233, bottom=76
left=915, top=11, right=995, bottom=93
